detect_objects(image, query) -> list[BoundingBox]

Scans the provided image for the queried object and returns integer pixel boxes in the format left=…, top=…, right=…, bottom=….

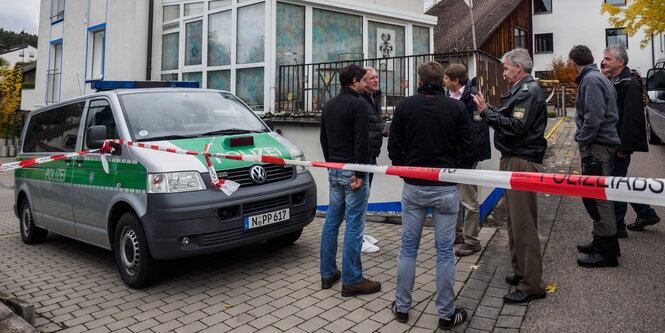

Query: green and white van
left=14, top=88, right=317, bottom=288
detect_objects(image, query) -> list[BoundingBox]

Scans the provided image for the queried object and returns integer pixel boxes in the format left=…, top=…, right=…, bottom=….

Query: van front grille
left=217, top=164, right=294, bottom=187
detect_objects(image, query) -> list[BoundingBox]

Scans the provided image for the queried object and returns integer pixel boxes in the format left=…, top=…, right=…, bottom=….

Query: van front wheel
left=19, top=201, right=47, bottom=244
left=114, top=213, right=156, bottom=288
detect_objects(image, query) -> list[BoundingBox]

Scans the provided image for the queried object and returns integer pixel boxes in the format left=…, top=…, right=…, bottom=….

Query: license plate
left=243, top=208, right=290, bottom=230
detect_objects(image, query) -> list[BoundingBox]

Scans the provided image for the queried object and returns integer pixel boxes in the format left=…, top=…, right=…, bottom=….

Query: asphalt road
left=521, top=142, right=665, bottom=333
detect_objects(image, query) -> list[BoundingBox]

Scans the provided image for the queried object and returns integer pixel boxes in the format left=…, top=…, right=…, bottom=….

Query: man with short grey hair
left=472, top=48, right=548, bottom=303
left=601, top=45, right=661, bottom=235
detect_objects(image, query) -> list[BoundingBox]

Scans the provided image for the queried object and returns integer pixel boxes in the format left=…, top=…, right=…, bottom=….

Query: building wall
left=0, top=46, right=38, bottom=69
left=532, top=0, right=665, bottom=76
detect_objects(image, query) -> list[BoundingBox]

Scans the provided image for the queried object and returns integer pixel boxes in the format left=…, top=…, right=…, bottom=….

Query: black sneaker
left=390, top=301, right=408, bottom=323
left=439, top=308, right=467, bottom=330
left=627, top=215, right=661, bottom=231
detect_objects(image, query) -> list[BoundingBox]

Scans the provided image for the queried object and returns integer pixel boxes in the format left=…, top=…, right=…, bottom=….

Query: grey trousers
left=579, top=144, right=617, bottom=237
left=500, top=157, right=545, bottom=295
left=456, top=163, right=481, bottom=246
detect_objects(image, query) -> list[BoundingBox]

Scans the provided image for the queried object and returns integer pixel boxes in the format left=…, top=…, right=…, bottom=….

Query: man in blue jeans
left=319, top=64, right=381, bottom=297
left=388, top=61, right=476, bottom=330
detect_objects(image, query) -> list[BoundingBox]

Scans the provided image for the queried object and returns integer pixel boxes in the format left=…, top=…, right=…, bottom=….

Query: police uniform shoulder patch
left=522, top=83, right=529, bottom=92
left=512, top=107, right=526, bottom=119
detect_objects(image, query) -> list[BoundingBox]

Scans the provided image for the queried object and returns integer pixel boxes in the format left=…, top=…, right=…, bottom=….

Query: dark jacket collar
left=460, top=80, right=476, bottom=100
left=575, top=64, right=599, bottom=83
left=504, top=75, right=535, bottom=97
left=612, top=66, right=633, bottom=84
left=417, top=84, right=445, bottom=95
left=340, top=86, right=360, bottom=97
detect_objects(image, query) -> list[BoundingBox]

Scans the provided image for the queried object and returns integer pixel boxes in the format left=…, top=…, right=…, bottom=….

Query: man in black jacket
left=361, top=67, right=384, bottom=171
left=472, top=48, right=548, bottom=303
left=601, top=45, right=661, bottom=234
left=319, top=64, right=381, bottom=297
left=388, top=61, right=474, bottom=330
left=444, top=64, right=491, bottom=257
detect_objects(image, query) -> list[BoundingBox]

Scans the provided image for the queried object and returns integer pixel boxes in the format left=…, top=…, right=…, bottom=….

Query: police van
left=14, top=83, right=317, bottom=288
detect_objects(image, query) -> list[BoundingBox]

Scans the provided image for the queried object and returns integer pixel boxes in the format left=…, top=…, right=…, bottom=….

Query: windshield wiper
left=137, top=134, right=200, bottom=142
left=202, top=128, right=264, bottom=136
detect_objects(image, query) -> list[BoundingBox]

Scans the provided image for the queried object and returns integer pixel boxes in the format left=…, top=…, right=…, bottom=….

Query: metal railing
left=46, top=69, right=61, bottom=104
left=276, top=51, right=502, bottom=116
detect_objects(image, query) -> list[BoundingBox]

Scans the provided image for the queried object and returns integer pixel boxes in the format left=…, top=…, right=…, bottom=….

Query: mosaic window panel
left=237, top=3, right=265, bottom=64
left=208, top=10, right=232, bottom=66
left=276, top=2, right=305, bottom=94
left=368, top=21, right=405, bottom=59
left=161, top=32, right=179, bottom=70
left=161, top=73, right=178, bottom=81
left=183, top=72, right=202, bottom=87
left=185, top=20, right=203, bottom=66
left=207, top=70, right=230, bottom=91
left=412, top=25, right=430, bottom=55
left=312, top=9, right=362, bottom=63
left=236, top=67, right=265, bottom=111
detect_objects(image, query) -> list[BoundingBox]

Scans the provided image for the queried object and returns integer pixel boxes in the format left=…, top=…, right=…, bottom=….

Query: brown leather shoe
left=455, top=242, right=481, bottom=256
left=454, top=235, right=465, bottom=244
left=341, top=278, right=381, bottom=297
left=321, top=269, right=341, bottom=289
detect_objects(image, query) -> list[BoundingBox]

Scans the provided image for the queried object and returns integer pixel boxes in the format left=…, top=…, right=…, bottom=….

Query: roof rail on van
left=90, top=80, right=200, bottom=91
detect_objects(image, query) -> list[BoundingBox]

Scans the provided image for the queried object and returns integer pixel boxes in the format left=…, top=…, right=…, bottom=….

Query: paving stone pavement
left=0, top=114, right=573, bottom=333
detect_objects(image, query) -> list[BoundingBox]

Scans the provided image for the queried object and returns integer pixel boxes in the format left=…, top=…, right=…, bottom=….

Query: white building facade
left=531, top=0, right=665, bottom=76
left=0, top=45, right=37, bottom=69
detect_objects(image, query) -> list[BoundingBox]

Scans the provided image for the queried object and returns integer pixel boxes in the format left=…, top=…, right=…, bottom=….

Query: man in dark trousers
left=568, top=44, right=622, bottom=268
left=601, top=45, right=661, bottom=235
left=319, top=64, right=381, bottom=297
left=444, top=64, right=491, bottom=257
left=389, top=61, right=475, bottom=330
left=472, top=48, right=547, bottom=303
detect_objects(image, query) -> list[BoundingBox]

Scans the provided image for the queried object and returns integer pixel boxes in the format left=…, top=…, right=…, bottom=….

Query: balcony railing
left=275, top=51, right=501, bottom=117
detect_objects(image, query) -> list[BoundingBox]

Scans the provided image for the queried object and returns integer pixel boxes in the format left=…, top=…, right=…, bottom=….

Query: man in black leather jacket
left=472, top=48, right=547, bottom=304
left=602, top=45, right=661, bottom=234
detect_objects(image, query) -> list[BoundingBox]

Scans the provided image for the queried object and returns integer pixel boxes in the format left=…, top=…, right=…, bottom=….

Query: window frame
left=85, top=25, right=106, bottom=81
left=606, top=28, right=628, bottom=49
left=533, top=0, right=552, bottom=14
left=604, top=0, right=626, bottom=6
left=534, top=33, right=553, bottom=54
left=514, top=27, right=528, bottom=49
left=50, top=0, right=64, bottom=24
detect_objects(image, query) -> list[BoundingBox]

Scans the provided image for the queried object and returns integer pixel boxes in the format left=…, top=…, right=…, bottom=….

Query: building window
left=515, top=28, right=527, bottom=49
left=535, top=33, right=553, bottom=53
left=87, top=28, right=105, bottom=80
left=162, top=32, right=179, bottom=70
left=47, top=41, right=63, bottom=104
left=208, top=10, right=232, bottom=66
left=533, top=0, right=552, bottom=14
left=237, top=3, right=265, bottom=64
left=185, top=20, right=203, bottom=66
left=606, top=28, right=628, bottom=48
left=29, top=52, right=35, bottom=59
left=163, top=5, right=179, bottom=21
left=51, top=0, right=64, bottom=23
left=605, top=0, right=626, bottom=5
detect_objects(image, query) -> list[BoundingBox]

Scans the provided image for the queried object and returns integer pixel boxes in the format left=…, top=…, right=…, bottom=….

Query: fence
left=276, top=51, right=503, bottom=117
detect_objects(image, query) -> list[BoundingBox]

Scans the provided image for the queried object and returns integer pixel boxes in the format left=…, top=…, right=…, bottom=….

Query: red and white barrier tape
left=2, top=139, right=664, bottom=207
left=0, top=149, right=101, bottom=172
left=545, top=86, right=557, bottom=103
left=203, top=137, right=240, bottom=195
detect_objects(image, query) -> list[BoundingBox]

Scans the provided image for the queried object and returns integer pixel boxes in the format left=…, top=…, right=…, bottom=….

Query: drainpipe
left=146, top=0, right=154, bottom=80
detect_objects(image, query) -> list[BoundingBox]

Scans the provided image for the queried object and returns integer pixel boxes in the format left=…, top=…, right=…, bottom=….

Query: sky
left=0, top=0, right=41, bottom=35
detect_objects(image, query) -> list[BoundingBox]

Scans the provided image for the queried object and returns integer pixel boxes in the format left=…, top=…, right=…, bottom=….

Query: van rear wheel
left=267, top=229, right=303, bottom=247
left=114, top=213, right=156, bottom=288
left=19, top=201, right=47, bottom=244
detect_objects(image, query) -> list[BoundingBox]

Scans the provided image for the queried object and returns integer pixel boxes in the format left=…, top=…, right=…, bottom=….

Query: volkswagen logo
left=249, top=165, right=267, bottom=184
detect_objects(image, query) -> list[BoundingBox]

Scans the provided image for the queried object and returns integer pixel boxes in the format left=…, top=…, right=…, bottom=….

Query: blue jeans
left=395, top=183, right=459, bottom=319
left=610, top=154, right=658, bottom=225
left=320, top=169, right=369, bottom=285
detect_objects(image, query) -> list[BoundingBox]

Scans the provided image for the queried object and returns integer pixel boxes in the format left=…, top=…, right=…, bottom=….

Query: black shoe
left=439, top=308, right=467, bottom=330
left=627, top=215, right=661, bottom=231
left=503, top=289, right=546, bottom=304
left=577, top=253, right=618, bottom=268
left=390, top=301, right=408, bottom=323
left=577, top=241, right=595, bottom=254
left=616, top=228, right=628, bottom=238
left=505, top=275, right=522, bottom=286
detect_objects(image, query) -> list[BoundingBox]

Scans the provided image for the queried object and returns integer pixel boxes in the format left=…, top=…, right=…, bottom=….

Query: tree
left=0, top=66, right=23, bottom=138
left=542, top=57, right=577, bottom=84
left=601, top=0, right=665, bottom=49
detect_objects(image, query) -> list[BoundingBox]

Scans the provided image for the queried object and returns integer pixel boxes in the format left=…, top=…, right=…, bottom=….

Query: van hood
left=133, top=132, right=299, bottom=173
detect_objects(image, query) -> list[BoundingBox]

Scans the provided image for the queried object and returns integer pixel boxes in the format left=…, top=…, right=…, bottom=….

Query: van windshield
left=119, top=91, right=269, bottom=141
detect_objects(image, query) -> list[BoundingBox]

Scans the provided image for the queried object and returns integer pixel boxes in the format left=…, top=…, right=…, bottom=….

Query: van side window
left=22, top=102, right=85, bottom=152
left=83, top=99, right=118, bottom=150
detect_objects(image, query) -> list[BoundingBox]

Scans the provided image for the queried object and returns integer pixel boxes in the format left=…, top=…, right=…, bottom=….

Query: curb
left=0, top=294, right=36, bottom=333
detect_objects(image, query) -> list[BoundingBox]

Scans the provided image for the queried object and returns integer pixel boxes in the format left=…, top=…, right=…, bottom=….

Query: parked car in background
left=646, top=60, right=665, bottom=144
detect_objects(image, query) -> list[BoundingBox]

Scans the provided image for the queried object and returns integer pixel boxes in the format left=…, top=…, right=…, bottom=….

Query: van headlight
left=148, top=172, right=206, bottom=193
left=293, top=155, right=308, bottom=174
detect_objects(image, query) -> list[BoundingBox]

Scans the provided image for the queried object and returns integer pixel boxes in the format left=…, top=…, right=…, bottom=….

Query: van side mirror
left=646, top=68, right=665, bottom=104
left=86, top=125, right=107, bottom=149
left=263, top=119, right=274, bottom=131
